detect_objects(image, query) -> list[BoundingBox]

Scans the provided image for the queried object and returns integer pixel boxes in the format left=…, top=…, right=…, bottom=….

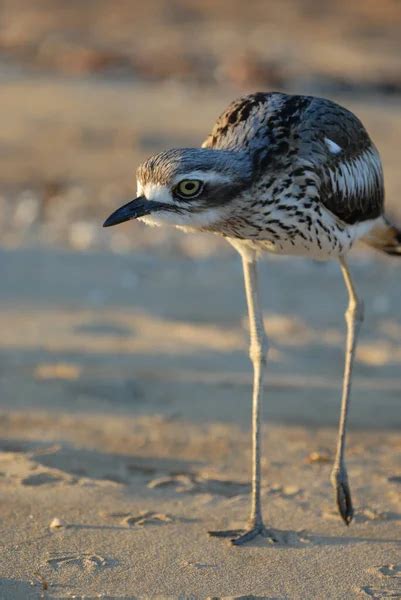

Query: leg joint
left=249, top=333, right=269, bottom=365
left=345, top=296, right=364, bottom=324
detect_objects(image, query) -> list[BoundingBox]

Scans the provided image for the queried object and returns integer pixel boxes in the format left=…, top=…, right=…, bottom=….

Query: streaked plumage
left=203, top=92, right=384, bottom=223
left=104, top=92, right=400, bottom=545
left=201, top=93, right=387, bottom=258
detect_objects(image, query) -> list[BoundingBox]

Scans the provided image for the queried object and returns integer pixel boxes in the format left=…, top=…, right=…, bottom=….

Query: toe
left=231, top=528, right=260, bottom=545
left=208, top=529, right=242, bottom=538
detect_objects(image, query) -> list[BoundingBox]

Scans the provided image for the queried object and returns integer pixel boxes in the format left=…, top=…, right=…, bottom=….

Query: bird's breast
left=217, top=197, right=377, bottom=260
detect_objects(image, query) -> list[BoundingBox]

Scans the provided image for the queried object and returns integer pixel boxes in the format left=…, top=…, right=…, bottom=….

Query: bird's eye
left=175, top=180, right=203, bottom=198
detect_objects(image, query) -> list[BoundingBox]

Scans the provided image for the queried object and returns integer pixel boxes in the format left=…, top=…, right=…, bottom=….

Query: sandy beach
left=0, top=248, right=401, bottom=599
left=0, top=1, right=401, bottom=598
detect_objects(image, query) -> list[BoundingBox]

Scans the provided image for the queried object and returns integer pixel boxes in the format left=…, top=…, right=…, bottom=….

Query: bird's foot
left=331, top=465, right=353, bottom=525
left=208, top=522, right=285, bottom=546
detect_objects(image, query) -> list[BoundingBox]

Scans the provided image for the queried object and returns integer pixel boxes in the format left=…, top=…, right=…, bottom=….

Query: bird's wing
left=203, top=93, right=384, bottom=225
left=202, top=92, right=309, bottom=160
left=296, top=97, right=384, bottom=224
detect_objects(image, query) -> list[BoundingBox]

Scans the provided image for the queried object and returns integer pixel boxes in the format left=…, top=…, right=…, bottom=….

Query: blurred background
left=1, top=6, right=401, bottom=593
left=0, top=0, right=400, bottom=426
left=0, top=0, right=400, bottom=257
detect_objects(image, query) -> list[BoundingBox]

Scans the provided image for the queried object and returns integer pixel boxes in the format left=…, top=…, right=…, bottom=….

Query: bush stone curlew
left=104, top=92, right=401, bottom=545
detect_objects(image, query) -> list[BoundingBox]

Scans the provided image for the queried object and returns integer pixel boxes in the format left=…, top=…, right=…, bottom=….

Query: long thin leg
left=209, top=251, right=273, bottom=545
left=242, top=252, right=268, bottom=530
left=331, top=256, right=364, bottom=524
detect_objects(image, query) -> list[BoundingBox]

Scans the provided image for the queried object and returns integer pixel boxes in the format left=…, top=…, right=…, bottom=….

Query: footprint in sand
left=378, top=565, right=401, bottom=579
left=103, top=510, right=174, bottom=526
left=358, top=587, right=401, bottom=598
left=369, top=565, right=401, bottom=579
left=47, top=553, right=116, bottom=572
left=147, top=474, right=249, bottom=497
left=123, top=511, right=174, bottom=527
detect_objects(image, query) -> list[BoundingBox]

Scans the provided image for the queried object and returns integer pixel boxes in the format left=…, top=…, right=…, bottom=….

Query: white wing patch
left=328, top=147, right=383, bottom=198
left=324, top=137, right=342, bottom=154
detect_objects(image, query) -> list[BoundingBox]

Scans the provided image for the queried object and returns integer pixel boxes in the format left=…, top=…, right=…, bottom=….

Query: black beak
left=103, top=196, right=162, bottom=227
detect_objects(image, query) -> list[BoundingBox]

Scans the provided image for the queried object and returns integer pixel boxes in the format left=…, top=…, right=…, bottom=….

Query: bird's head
left=103, top=148, right=252, bottom=231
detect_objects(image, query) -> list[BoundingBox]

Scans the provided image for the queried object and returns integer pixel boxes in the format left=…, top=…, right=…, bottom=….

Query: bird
left=103, top=92, right=401, bottom=546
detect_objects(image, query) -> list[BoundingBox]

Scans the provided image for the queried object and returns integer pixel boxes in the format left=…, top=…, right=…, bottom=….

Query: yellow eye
left=176, top=179, right=202, bottom=198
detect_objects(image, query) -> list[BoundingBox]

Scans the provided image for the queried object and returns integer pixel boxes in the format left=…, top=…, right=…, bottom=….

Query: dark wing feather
left=204, top=92, right=384, bottom=225
left=203, top=92, right=311, bottom=171
left=297, top=97, right=384, bottom=224
left=202, top=92, right=285, bottom=152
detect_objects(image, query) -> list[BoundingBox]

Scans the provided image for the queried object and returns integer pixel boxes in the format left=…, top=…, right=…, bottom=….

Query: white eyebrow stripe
left=140, top=182, right=175, bottom=204
left=137, top=171, right=232, bottom=205
left=324, top=137, right=342, bottom=154
left=172, top=171, right=231, bottom=185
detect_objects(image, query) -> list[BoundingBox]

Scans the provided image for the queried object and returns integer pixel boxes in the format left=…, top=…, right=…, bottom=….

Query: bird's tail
left=362, top=216, right=401, bottom=256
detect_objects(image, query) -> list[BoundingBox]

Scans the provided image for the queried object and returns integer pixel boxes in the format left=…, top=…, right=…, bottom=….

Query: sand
left=0, top=248, right=401, bottom=599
